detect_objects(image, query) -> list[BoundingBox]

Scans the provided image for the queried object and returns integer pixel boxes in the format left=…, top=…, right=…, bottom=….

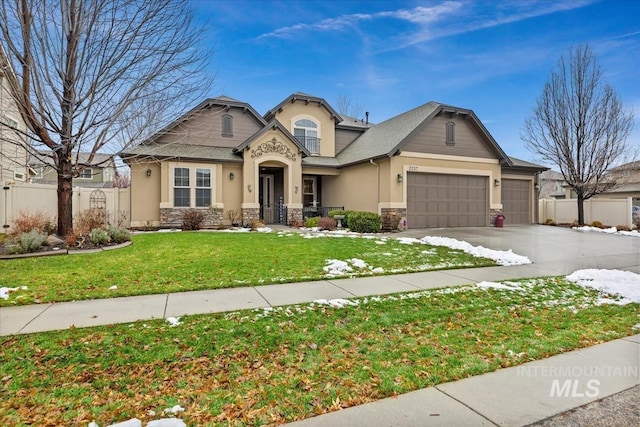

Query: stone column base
left=490, top=208, right=503, bottom=226
left=381, top=208, right=407, bottom=231
left=242, top=208, right=260, bottom=227
left=287, top=207, right=303, bottom=226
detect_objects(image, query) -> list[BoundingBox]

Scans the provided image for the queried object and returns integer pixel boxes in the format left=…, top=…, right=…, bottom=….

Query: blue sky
left=193, top=0, right=639, bottom=164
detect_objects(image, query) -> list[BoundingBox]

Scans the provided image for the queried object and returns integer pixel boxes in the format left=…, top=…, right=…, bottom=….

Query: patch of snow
left=147, top=420, right=186, bottom=427
left=323, top=259, right=353, bottom=276
left=566, top=269, right=640, bottom=305
left=313, top=298, right=359, bottom=308
left=166, top=317, right=181, bottom=327
left=417, top=236, right=531, bottom=266
left=0, top=286, right=27, bottom=300
left=349, top=258, right=368, bottom=268
left=477, top=281, right=522, bottom=291
left=573, top=226, right=640, bottom=238
left=109, top=285, right=118, bottom=291
left=164, top=405, right=185, bottom=414
left=256, top=227, right=272, bottom=233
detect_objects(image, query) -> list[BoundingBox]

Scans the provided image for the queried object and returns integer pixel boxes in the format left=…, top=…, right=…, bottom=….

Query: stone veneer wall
left=489, top=208, right=503, bottom=226
left=242, top=208, right=260, bottom=226
left=160, top=207, right=224, bottom=228
left=381, top=208, right=407, bottom=231
left=287, top=208, right=303, bottom=226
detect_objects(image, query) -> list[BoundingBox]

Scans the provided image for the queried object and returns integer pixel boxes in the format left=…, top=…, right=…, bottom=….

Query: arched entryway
left=259, top=166, right=287, bottom=224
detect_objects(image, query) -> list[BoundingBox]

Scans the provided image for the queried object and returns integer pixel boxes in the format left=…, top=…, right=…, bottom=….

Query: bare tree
left=335, top=94, right=365, bottom=120
left=0, top=0, right=212, bottom=236
left=523, top=44, right=634, bottom=225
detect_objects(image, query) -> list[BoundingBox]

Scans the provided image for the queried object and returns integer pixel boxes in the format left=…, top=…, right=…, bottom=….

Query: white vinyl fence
left=538, top=197, right=635, bottom=227
left=0, top=182, right=130, bottom=233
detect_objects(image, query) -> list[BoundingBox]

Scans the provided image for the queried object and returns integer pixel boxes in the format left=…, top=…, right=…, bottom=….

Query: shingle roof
left=302, top=156, right=340, bottom=167
left=336, top=102, right=441, bottom=166
left=120, top=144, right=242, bottom=163
left=30, top=152, right=114, bottom=167
left=505, top=157, right=549, bottom=172
left=337, top=101, right=514, bottom=167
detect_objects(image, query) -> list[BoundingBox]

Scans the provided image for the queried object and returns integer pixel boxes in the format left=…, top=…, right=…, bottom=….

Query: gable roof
left=264, top=92, right=343, bottom=123
left=233, top=120, right=311, bottom=157
left=336, top=102, right=512, bottom=167
left=141, top=96, right=267, bottom=145
left=504, top=157, right=549, bottom=172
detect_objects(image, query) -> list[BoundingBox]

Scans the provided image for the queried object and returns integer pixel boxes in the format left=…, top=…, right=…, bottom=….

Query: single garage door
left=407, top=173, right=489, bottom=228
left=502, top=179, right=531, bottom=224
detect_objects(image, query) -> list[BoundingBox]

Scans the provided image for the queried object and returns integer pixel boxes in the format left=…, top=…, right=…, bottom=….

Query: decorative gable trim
left=250, top=138, right=297, bottom=161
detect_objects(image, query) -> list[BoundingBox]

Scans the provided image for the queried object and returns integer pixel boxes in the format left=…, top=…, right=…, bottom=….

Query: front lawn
left=1, top=276, right=638, bottom=426
left=0, top=231, right=497, bottom=306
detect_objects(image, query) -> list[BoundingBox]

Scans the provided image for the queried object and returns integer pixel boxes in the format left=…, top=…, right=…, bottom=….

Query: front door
left=259, top=174, right=275, bottom=223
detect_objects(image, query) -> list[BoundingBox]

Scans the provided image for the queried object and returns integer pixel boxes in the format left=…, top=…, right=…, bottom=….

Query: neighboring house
left=30, top=152, right=117, bottom=188
left=120, top=93, right=547, bottom=229
left=599, top=161, right=640, bottom=201
left=0, top=60, right=29, bottom=184
left=539, top=170, right=571, bottom=199
left=540, top=162, right=640, bottom=202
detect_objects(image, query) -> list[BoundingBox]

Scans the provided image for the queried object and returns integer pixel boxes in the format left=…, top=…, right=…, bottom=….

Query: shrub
left=65, top=230, right=81, bottom=247
left=90, top=228, right=110, bottom=245
left=11, top=210, right=53, bottom=235
left=107, top=225, right=131, bottom=243
left=616, top=225, right=631, bottom=232
left=289, top=219, right=304, bottom=228
left=347, top=211, right=381, bottom=233
left=182, top=209, right=205, bottom=231
left=249, top=219, right=266, bottom=230
left=304, top=217, right=320, bottom=228
left=570, top=220, right=580, bottom=228
left=20, top=230, right=47, bottom=253
left=226, top=209, right=241, bottom=226
left=591, top=220, right=604, bottom=229
left=76, top=209, right=107, bottom=235
left=318, top=216, right=336, bottom=231
left=544, top=218, right=555, bottom=225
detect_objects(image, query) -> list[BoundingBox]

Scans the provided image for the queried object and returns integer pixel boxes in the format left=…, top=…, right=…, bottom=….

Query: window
left=79, top=168, right=93, bottom=179
left=174, top=167, right=190, bottom=207
left=222, top=115, right=233, bottom=137
left=294, top=118, right=320, bottom=154
left=195, top=168, right=211, bottom=207
left=303, top=176, right=317, bottom=207
left=446, top=121, right=455, bottom=146
left=13, top=171, right=25, bottom=181
left=0, top=114, right=18, bottom=129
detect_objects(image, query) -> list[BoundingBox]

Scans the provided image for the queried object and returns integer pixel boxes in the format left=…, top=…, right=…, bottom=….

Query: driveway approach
left=398, top=224, right=640, bottom=275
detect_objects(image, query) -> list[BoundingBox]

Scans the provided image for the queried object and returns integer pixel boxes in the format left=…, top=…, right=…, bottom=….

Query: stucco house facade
left=121, top=93, right=546, bottom=230
left=29, top=152, right=117, bottom=188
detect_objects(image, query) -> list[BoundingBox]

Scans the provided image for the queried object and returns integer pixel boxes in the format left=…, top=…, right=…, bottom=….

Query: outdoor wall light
left=247, top=184, right=252, bottom=193
left=229, top=172, right=235, bottom=180
left=494, top=179, right=500, bottom=186
left=397, top=173, right=403, bottom=183
left=294, top=185, right=298, bottom=194
left=146, top=168, right=152, bottom=177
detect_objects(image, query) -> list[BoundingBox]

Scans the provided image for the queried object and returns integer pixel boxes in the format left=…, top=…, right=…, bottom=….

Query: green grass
left=1, top=277, right=638, bottom=426
left=0, top=231, right=495, bottom=306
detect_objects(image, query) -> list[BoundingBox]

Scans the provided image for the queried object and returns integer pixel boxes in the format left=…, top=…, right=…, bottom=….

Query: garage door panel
left=502, top=179, right=531, bottom=225
left=407, top=173, right=489, bottom=228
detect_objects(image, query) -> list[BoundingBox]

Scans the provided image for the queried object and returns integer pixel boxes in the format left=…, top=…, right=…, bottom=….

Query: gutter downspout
left=369, top=159, right=379, bottom=211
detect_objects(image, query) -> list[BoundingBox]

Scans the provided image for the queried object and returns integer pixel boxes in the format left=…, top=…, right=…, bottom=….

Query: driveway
left=397, top=225, right=640, bottom=275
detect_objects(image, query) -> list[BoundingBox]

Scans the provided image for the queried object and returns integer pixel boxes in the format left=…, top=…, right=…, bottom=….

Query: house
left=599, top=161, right=640, bottom=201
left=0, top=59, right=29, bottom=183
left=30, top=152, right=117, bottom=188
left=539, top=170, right=571, bottom=199
left=120, top=93, right=546, bottom=229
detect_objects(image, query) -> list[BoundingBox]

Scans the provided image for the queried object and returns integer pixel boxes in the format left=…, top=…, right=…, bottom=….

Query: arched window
left=222, top=114, right=233, bottom=137
left=294, top=118, right=320, bottom=154
left=446, top=121, right=455, bottom=146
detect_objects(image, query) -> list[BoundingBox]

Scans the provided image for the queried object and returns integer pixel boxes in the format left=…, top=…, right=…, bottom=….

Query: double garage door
left=407, top=173, right=533, bottom=228
left=407, top=173, right=488, bottom=228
